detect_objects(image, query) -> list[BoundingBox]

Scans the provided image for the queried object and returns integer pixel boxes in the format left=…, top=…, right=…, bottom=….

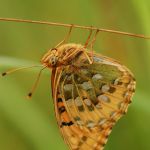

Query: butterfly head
left=41, top=44, right=83, bottom=68
left=41, top=48, right=59, bottom=67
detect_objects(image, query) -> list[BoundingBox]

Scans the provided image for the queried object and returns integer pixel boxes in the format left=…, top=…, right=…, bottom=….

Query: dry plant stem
left=0, top=18, right=149, bottom=39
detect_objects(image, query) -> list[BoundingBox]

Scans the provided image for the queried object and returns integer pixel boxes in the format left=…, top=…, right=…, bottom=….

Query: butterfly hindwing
left=51, top=49, right=135, bottom=150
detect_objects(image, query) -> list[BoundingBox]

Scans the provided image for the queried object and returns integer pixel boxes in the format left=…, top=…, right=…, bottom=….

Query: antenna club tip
left=2, top=72, right=7, bottom=76
left=27, top=93, right=32, bottom=99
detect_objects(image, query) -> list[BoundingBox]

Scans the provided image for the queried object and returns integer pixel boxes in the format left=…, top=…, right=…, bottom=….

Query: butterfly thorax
left=41, top=43, right=86, bottom=68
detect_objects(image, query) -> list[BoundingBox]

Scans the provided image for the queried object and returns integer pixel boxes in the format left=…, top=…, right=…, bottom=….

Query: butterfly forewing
left=51, top=44, right=135, bottom=150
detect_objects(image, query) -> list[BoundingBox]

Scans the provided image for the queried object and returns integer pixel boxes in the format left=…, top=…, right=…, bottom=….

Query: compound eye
left=50, top=56, right=58, bottom=66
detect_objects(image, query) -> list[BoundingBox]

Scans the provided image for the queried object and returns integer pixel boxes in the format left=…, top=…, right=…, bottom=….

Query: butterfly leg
left=84, top=26, right=93, bottom=48
left=82, top=28, right=99, bottom=65
left=89, top=29, right=99, bottom=64
left=55, top=24, right=74, bottom=48
left=82, top=26, right=94, bottom=64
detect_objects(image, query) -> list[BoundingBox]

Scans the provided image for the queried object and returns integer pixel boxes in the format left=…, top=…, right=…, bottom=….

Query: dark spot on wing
left=59, top=106, right=66, bottom=113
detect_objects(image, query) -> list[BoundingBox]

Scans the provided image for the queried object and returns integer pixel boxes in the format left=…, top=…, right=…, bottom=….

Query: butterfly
left=40, top=42, right=136, bottom=150
left=1, top=17, right=148, bottom=150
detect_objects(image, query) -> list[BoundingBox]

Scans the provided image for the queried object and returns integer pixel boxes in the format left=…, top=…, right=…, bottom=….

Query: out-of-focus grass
left=0, top=0, right=150, bottom=150
left=0, top=75, right=67, bottom=150
left=0, top=56, right=38, bottom=67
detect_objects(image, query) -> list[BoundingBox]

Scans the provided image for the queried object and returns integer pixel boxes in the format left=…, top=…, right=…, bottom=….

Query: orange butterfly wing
left=51, top=52, right=135, bottom=150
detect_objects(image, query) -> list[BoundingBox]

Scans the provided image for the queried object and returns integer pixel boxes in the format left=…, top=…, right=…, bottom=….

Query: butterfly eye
left=49, top=56, right=58, bottom=66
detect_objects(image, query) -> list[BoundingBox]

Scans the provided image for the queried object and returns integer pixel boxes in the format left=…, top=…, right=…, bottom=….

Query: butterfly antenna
left=27, top=66, right=46, bottom=99
left=1, top=65, right=43, bottom=76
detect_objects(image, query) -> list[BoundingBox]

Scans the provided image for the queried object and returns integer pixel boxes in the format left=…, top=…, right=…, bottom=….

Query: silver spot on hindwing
left=81, top=82, right=93, bottom=90
left=127, top=82, right=135, bottom=91
left=66, top=75, right=72, bottom=82
left=84, top=99, right=92, bottom=106
left=86, top=120, right=96, bottom=128
left=113, top=78, right=123, bottom=85
left=66, top=99, right=73, bottom=106
left=75, top=97, right=84, bottom=112
left=95, top=103, right=102, bottom=109
left=64, top=84, right=73, bottom=92
left=92, top=74, right=103, bottom=80
left=101, top=84, right=110, bottom=92
left=123, top=91, right=130, bottom=98
left=114, top=78, right=119, bottom=85
left=98, top=95, right=110, bottom=103
left=75, top=97, right=82, bottom=107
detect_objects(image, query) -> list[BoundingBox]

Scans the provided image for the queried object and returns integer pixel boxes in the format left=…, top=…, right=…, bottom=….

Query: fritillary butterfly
left=0, top=18, right=149, bottom=150
left=42, top=43, right=136, bottom=150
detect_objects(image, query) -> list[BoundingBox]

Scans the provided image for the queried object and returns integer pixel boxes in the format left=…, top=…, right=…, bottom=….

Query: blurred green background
left=0, top=0, right=150, bottom=150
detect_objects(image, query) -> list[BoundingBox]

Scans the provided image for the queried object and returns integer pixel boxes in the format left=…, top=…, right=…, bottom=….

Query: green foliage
left=0, top=0, right=150, bottom=150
